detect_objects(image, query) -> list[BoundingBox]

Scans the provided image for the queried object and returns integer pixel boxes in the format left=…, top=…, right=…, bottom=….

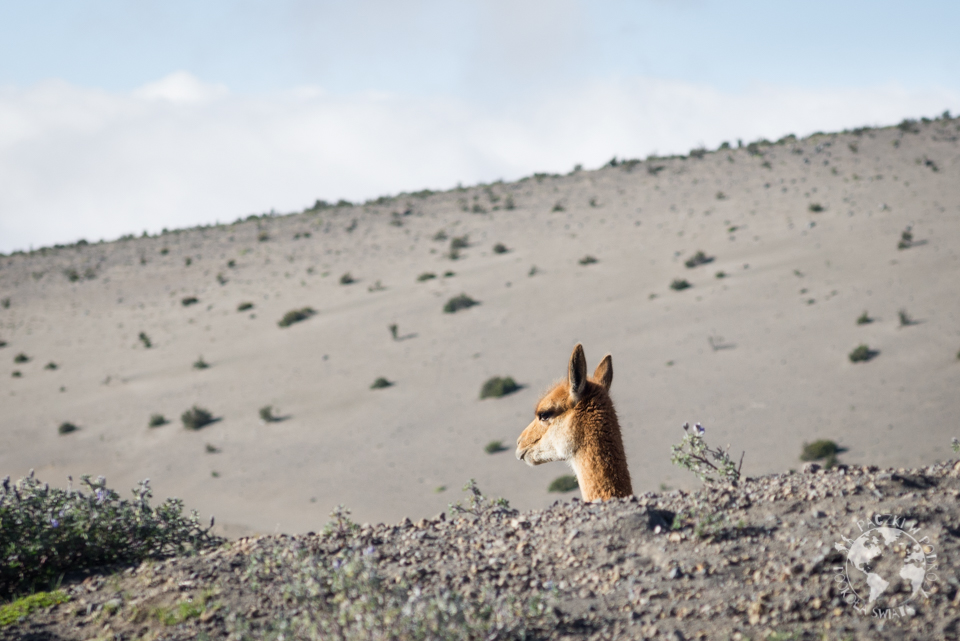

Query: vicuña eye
left=537, top=412, right=550, bottom=422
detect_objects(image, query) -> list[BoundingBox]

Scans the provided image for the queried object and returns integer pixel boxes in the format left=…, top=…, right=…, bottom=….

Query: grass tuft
left=237, top=302, right=254, bottom=312
left=670, top=278, right=692, bottom=291
left=479, top=376, right=520, bottom=399
left=548, top=475, right=579, bottom=493
left=578, top=255, right=598, bottom=265
left=848, top=344, right=877, bottom=363
left=484, top=440, right=509, bottom=454
left=0, top=590, right=69, bottom=626
left=856, top=311, right=873, bottom=325
left=278, top=307, right=316, bottom=328
left=148, top=414, right=167, bottom=428
left=192, top=356, right=209, bottom=370
left=370, top=377, right=393, bottom=389
left=684, top=250, right=714, bottom=268
left=181, top=406, right=215, bottom=430
left=443, top=294, right=479, bottom=314
left=57, top=422, right=78, bottom=435
left=181, top=296, right=199, bottom=306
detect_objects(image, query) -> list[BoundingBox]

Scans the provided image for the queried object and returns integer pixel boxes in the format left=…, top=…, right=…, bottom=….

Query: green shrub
left=480, top=376, right=520, bottom=399
left=578, top=255, right=598, bottom=265
left=484, top=440, right=508, bottom=454
left=670, top=279, right=692, bottom=291
left=181, top=296, right=198, bottom=306
left=0, top=472, right=221, bottom=597
left=13, top=353, right=28, bottom=364
left=237, top=302, right=254, bottom=312
left=10, top=371, right=21, bottom=378
left=370, top=377, right=393, bottom=389
left=552, top=202, right=565, bottom=212
left=192, top=356, right=209, bottom=370
left=898, top=308, right=915, bottom=327
left=443, top=271, right=455, bottom=278
left=1, top=298, right=10, bottom=309
left=715, top=271, right=726, bottom=279
left=138, top=332, right=152, bottom=348
left=450, top=235, right=469, bottom=250
left=848, top=344, right=876, bottom=363
left=181, top=406, right=216, bottom=430
left=416, top=272, right=436, bottom=282
left=0, top=340, right=6, bottom=348
left=548, top=475, right=579, bottom=493
left=57, top=422, right=78, bottom=435
left=205, top=443, right=220, bottom=454
left=259, top=405, right=280, bottom=422
left=433, top=230, right=448, bottom=241
left=44, top=361, right=57, bottom=370
left=443, top=294, right=479, bottom=314
left=808, top=203, right=824, bottom=213
left=684, top=250, right=714, bottom=268
left=278, top=307, right=316, bottom=328
left=0, top=590, right=69, bottom=626
left=856, top=311, right=873, bottom=325
left=184, top=257, right=192, bottom=266
left=148, top=414, right=167, bottom=428
left=339, top=272, right=356, bottom=285
left=801, top=439, right=840, bottom=461
left=493, top=243, right=509, bottom=254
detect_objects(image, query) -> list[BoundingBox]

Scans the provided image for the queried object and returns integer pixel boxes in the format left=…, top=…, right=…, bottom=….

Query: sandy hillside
left=0, top=117, right=958, bottom=536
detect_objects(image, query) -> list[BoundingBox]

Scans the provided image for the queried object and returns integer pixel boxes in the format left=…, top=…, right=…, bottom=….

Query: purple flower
left=695, top=423, right=705, bottom=435
left=50, top=518, right=59, bottom=528
left=95, top=489, right=106, bottom=503
left=363, top=546, right=376, bottom=556
left=332, top=559, right=343, bottom=569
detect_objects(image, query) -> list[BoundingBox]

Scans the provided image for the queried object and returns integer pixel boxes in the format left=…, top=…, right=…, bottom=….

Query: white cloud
left=0, top=72, right=957, bottom=253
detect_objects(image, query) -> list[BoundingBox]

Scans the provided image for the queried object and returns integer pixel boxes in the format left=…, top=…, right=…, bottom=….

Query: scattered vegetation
left=0, top=590, right=69, bottom=626
left=684, top=250, right=714, bottom=268
left=44, top=362, right=57, bottom=370
left=148, top=414, right=168, bottom=428
left=493, top=243, right=509, bottom=254
left=57, top=422, right=78, bottom=435
left=258, top=230, right=270, bottom=242
left=670, top=279, right=692, bottom=291
left=848, top=344, right=877, bottom=363
left=278, top=307, right=316, bottom=328
left=237, top=302, right=254, bottom=312
left=416, top=272, right=436, bottom=282
left=898, top=226, right=914, bottom=250
left=138, top=332, right=152, bottom=348
left=801, top=439, right=844, bottom=468
left=370, top=377, right=393, bottom=389
left=715, top=271, right=726, bottom=279
left=13, top=353, right=29, bottom=364
left=192, top=356, right=209, bottom=370
left=480, top=376, right=520, bottom=399
left=808, top=203, right=824, bottom=213
left=339, top=272, right=356, bottom=285
left=443, top=294, right=479, bottom=314
left=0, top=471, right=220, bottom=597
left=856, top=311, right=873, bottom=325
left=671, top=422, right=743, bottom=485
left=548, top=475, right=579, bottom=493
left=448, top=480, right=513, bottom=518
left=578, top=255, right=598, bottom=266
left=181, top=406, right=216, bottom=430
left=259, top=405, right=281, bottom=422
left=898, top=308, right=917, bottom=327
left=484, top=440, right=509, bottom=454
left=181, top=296, right=199, bottom=306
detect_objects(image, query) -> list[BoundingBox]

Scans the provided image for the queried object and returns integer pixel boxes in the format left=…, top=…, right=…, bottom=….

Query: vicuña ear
left=594, top=354, right=613, bottom=391
left=568, top=343, right=588, bottom=402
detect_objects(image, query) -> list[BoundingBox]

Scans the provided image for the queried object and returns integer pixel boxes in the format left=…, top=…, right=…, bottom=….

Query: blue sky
left=1, top=1, right=958, bottom=252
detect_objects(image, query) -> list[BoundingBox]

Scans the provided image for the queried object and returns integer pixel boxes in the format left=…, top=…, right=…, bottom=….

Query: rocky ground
left=5, top=459, right=960, bottom=640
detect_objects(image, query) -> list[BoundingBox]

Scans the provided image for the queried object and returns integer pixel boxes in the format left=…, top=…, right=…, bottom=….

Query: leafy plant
left=278, top=307, right=316, bottom=328
left=808, top=203, right=824, bottom=213
left=493, top=243, right=509, bottom=254
left=479, top=376, right=520, bottom=399
left=13, top=353, right=29, bottom=364
left=0, top=472, right=220, bottom=597
left=684, top=250, right=714, bottom=268
left=192, top=356, right=209, bottom=370
left=443, top=294, right=479, bottom=314
left=148, top=414, right=167, bottom=428
left=340, top=272, right=356, bottom=285
left=671, top=422, right=743, bottom=485
left=848, top=344, right=877, bottom=363
left=58, top=422, right=78, bottom=435
left=578, top=255, right=598, bottom=265
left=138, top=332, right=152, bottom=348
left=44, top=362, right=57, bottom=370
left=551, top=202, right=565, bottom=212
left=548, top=475, right=578, bottom=493
left=856, top=311, right=873, bottom=325
left=801, top=439, right=841, bottom=463
left=448, top=479, right=514, bottom=517
left=370, top=377, right=393, bottom=389
left=670, top=279, right=692, bottom=291
left=181, top=406, right=216, bottom=430
left=181, top=296, right=199, bottom=306
left=237, top=302, right=254, bottom=312
left=484, top=440, right=508, bottom=454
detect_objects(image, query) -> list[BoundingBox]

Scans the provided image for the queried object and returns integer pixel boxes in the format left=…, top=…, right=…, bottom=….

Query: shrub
left=148, top=414, right=167, bottom=428
left=216, top=273, right=227, bottom=285
left=416, top=272, right=436, bottom=282
left=808, top=203, right=824, bottom=213
left=258, top=230, right=269, bottom=242
left=205, top=443, right=220, bottom=454
left=443, top=294, right=479, bottom=314
left=671, top=422, right=743, bottom=485
left=1, top=298, right=10, bottom=309
left=259, top=405, right=280, bottom=422
left=480, top=376, right=520, bottom=399
left=899, top=309, right=916, bottom=326
left=13, top=353, right=29, bottom=364
left=848, top=344, right=877, bottom=363
left=433, top=230, right=448, bottom=242
left=548, top=475, right=579, bottom=493
left=58, top=422, right=78, bottom=435
left=389, top=324, right=398, bottom=340
left=227, top=259, right=236, bottom=268
left=237, top=302, right=254, bottom=312
left=138, top=332, right=152, bottom=348
left=0, top=340, right=6, bottom=348
left=370, top=377, right=393, bottom=389
left=670, top=279, right=692, bottom=291
left=339, top=272, right=356, bottom=285
left=11, top=371, right=21, bottom=378
left=493, top=243, right=509, bottom=254
left=44, top=361, right=57, bottom=370
left=278, top=307, right=316, bottom=328
left=181, top=406, right=215, bottom=430
left=800, top=439, right=840, bottom=462
left=715, top=271, right=726, bottom=279
left=484, top=440, right=508, bottom=454
left=193, top=356, right=209, bottom=370
left=578, top=255, right=598, bottom=265
left=184, top=257, right=192, bottom=266
left=0, top=472, right=221, bottom=597
left=898, top=226, right=914, bottom=250
left=504, top=195, right=516, bottom=210
left=552, top=202, right=565, bottom=212
left=856, top=311, right=873, bottom=325
left=181, top=296, right=199, bottom=306
left=684, top=250, right=714, bottom=268
left=443, top=271, right=455, bottom=278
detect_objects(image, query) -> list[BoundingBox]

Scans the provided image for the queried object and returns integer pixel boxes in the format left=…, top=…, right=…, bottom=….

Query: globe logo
left=834, top=515, right=937, bottom=617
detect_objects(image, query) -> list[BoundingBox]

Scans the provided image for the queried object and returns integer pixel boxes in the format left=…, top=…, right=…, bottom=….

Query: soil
left=5, top=459, right=960, bottom=640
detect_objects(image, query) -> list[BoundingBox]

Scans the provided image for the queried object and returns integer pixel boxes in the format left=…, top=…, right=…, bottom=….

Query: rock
left=802, top=462, right=821, bottom=473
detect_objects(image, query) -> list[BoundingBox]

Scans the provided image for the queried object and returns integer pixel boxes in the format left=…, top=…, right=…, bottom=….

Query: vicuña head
left=516, top=343, right=633, bottom=502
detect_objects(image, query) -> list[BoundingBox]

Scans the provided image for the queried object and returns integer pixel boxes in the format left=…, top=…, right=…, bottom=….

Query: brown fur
left=515, top=344, right=633, bottom=501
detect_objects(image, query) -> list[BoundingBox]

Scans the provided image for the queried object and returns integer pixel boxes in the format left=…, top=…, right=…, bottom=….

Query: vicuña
left=515, top=343, right=633, bottom=501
